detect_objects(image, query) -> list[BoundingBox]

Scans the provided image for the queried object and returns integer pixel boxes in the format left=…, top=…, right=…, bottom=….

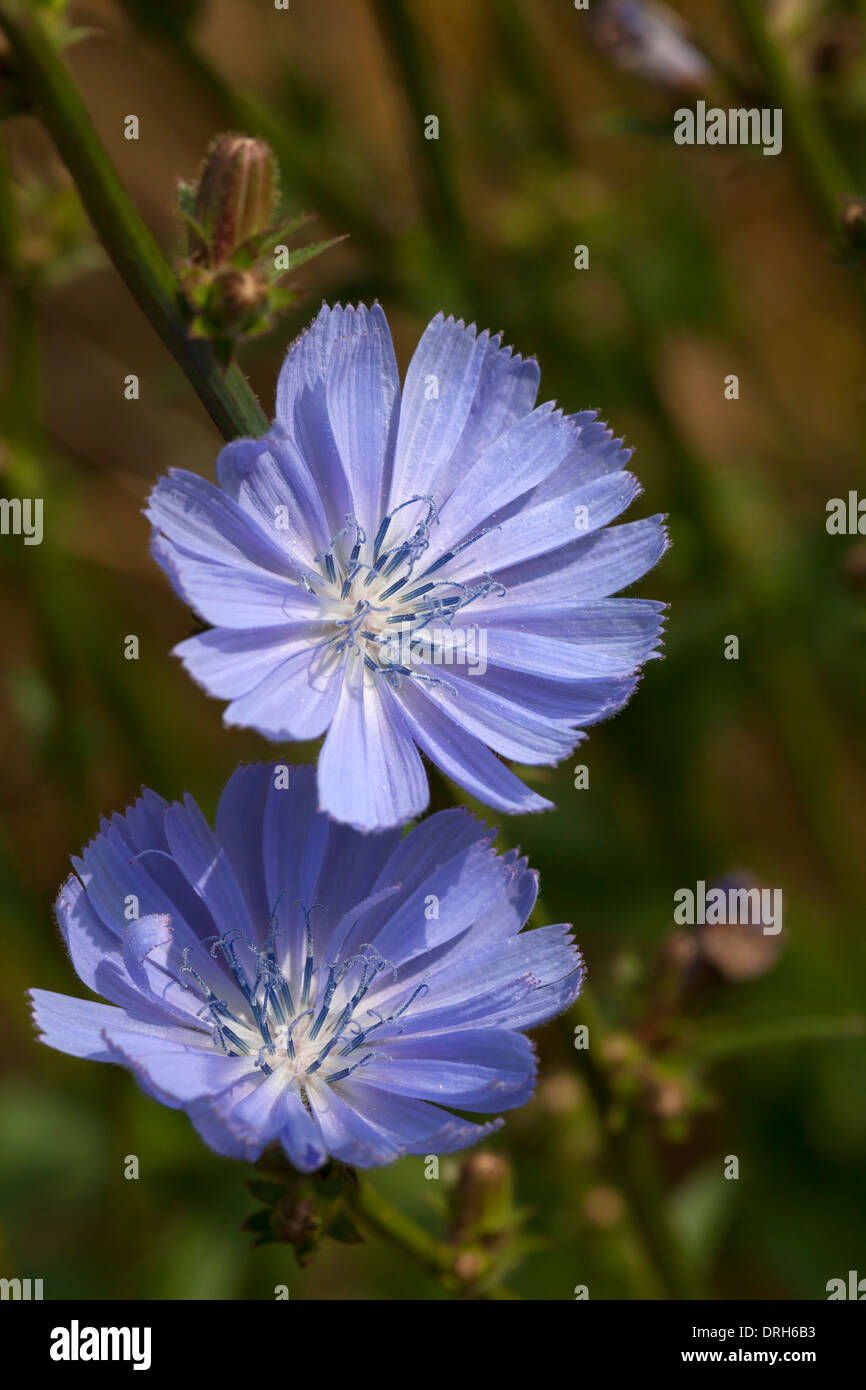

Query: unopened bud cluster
left=177, top=132, right=333, bottom=365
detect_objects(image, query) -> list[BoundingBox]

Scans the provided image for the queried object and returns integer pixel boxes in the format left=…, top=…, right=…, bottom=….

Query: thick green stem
left=0, top=0, right=268, bottom=441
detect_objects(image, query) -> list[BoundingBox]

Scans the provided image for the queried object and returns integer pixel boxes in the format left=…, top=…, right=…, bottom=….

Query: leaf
left=243, top=1208, right=274, bottom=1234
left=326, top=1209, right=364, bottom=1245
left=277, top=234, right=348, bottom=276
left=176, top=180, right=197, bottom=219
left=669, top=1164, right=739, bottom=1280
left=315, top=1162, right=353, bottom=1200
left=682, top=1015, right=865, bottom=1066
left=246, top=1179, right=287, bottom=1206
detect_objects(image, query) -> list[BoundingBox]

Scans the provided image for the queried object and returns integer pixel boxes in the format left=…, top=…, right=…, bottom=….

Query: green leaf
left=278, top=234, right=348, bottom=275
left=682, top=1015, right=865, bottom=1066
left=245, top=1179, right=287, bottom=1206
left=326, top=1209, right=364, bottom=1245
left=669, top=1165, right=739, bottom=1280
left=242, top=1208, right=274, bottom=1234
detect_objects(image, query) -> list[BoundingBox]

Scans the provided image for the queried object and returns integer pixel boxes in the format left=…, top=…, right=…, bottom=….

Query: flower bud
left=842, top=199, right=866, bottom=251
left=589, top=0, right=711, bottom=92
left=192, top=133, right=277, bottom=266
left=447, top=1152, right=514, bottom=1247
left=583, top=1184, right=624, bottom=1230
left=207, top=267, right=267, bottom=329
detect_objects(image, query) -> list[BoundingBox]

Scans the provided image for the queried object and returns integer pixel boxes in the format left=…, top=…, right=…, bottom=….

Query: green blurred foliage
left=0, top=0, right=865, bottom=1299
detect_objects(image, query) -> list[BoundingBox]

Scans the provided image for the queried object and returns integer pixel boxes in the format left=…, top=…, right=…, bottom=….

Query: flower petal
left=389, top=313, right=493, bottom=506
left=410, top=659, right=579, bottom=764
left=153, top=535, right=322, bottom=629
left=174, top=626, right=316, bottom=700
left=223, top=643, right=344, bottom=740
left=147, top=468, right=295, bottom=578
left=478, top=515, right=669, bottom=610
left=395, top=679, right=553, bottom=815
left=429, top=403, right=583, bottom=560
left=326, top=329, right=400, bottom=533
left=318, top=663, right=428, bottom=831
left=361, top=1029, right=537, bottom=1112
left=445, top=469, right=642, bottom=581
left=29, top=989, right=203, bottom=1061
left=217, top=434, right=330, bottom=567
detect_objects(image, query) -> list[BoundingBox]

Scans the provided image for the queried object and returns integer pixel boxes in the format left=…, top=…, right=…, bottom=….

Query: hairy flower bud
left=191, top=133, right=277, bottom=266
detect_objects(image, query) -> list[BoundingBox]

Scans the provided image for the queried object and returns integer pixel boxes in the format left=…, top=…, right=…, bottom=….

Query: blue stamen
left=309, top=966, right=338, bottom=1041
left=325, top=1053, right=376, bottom=1084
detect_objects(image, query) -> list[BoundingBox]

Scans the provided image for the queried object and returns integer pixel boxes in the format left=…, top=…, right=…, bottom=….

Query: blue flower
left=589, top=0, right=711, bottom=90
left=148, top=304, right=667, bottom=831
left=30, top=764, right=584, bottom=1171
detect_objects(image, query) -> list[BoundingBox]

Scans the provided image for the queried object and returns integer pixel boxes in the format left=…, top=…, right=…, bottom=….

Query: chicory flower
left=148, top=304, right=666, bottom=830
left=30, top=763, right=584, bottom=1170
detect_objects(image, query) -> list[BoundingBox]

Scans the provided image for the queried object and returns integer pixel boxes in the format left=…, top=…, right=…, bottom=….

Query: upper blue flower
left=148, top=304, right=667, bottom=831
left=30, top=763, right=583, bottom=1171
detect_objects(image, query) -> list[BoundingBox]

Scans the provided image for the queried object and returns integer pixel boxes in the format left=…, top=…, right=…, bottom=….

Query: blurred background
left=1, top=0, right=865, bottom=1300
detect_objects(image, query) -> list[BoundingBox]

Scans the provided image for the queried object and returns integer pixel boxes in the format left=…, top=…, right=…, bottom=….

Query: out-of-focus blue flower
left=30, top=764, right=584, bottom=1171
left=589, top=0, right=711, bottom=90
left=148, top=304, right=667, bottom=830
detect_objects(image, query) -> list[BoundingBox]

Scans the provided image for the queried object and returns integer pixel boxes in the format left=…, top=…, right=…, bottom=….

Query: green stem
left=521, top=869, right=694, bottom=1297
left=344, top=1180, right=454, bottom=1280
left=551, top=960, right=693, bottom=1298
left=256, top=1147, right=515, bottom=1298
left=572, top=992, right=695, bottom=1299
left=370, top=0, right=466, bottom=248
left=433, top=786, right=694, bottom=1299
left=0, top=0, right=268, bottom=441
left=729, top=0, right=853, bottom=241
left=346, top=1180, right=519, bottom=1300
left=683, top=1014, right=865, bottom=1067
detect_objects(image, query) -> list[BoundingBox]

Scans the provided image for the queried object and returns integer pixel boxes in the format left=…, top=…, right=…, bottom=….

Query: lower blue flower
left=30, top=764, right=584, bottom=1170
